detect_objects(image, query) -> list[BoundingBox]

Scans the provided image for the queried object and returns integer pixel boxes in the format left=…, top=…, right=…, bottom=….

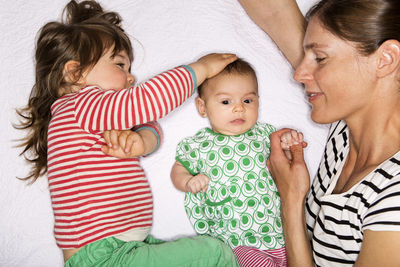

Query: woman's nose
left=293, top=59, right=313, bottom=84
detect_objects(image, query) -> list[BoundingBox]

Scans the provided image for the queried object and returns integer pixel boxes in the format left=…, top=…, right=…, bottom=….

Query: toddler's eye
left=116, top=63, right=125, bottom=68
left=244, top=99, right=252, bottom=104
left=221, top=100, right=230, bottom=105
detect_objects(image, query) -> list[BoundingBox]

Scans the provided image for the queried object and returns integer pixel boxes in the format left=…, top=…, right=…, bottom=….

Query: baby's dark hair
left=197, top=58, right=258, bottom=98
left=15, top=0, right=133, bottom=183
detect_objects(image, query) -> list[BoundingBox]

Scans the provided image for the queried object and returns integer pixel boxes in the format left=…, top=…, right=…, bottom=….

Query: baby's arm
left=171, top=161, right=209, bottom=193
left=280, top=130, right=304, bottom=161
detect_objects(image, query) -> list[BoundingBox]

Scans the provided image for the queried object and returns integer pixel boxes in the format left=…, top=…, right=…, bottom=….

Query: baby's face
left=196, top=73, right=259, bottom=136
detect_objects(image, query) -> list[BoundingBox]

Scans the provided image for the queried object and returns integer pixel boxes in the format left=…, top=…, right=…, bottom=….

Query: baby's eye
left=221, top=100, right=230, bottom=105
left=243, top=99, right=252, bottom=104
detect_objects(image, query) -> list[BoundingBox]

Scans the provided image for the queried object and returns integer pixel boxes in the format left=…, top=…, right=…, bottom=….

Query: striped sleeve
left=132, top=121, right=163, bottom=155
left=363, top=172, right=400, bottom=232
left=74, top=66, right=196, bottom=133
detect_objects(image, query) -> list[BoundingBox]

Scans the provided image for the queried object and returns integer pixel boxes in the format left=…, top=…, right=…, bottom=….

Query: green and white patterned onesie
left=175, top=122, right=284, bottom=250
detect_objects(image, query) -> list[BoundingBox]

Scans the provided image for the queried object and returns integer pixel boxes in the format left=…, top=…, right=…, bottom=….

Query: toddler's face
left=83, top=47, right=134, bottom=91
left=196, top=73, right=259, bottom=136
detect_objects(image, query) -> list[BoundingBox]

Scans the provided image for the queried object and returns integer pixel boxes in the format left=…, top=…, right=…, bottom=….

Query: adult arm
left=267, top=129, right=314, bottom=266
left=355, top=230, right=400, bottom=266
left=238, top=0, right=306, bottom=68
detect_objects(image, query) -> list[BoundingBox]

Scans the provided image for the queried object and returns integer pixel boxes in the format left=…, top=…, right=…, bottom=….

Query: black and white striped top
left=306, top=120, right=400, bottom=266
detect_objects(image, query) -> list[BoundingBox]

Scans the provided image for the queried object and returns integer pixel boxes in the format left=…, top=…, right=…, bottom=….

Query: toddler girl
left=16, top=0, right=238, bottom=266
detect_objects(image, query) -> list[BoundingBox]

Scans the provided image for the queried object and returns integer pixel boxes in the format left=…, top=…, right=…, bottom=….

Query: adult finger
left=269, top=128, right=293, bottom=159
left=289, top=144, right=305, bottom=165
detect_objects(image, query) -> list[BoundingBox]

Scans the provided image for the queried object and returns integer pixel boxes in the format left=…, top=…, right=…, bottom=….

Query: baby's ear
left=195, top=97, right=207, bottom=118
left=63, top=60, right=82, bottom=84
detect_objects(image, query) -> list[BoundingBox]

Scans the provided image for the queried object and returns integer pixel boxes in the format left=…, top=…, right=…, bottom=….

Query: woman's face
left=294, top=17, right=376, bottom=124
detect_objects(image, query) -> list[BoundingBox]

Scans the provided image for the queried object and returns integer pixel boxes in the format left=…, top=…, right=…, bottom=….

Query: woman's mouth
left=306, top=92, right=323, bottom=102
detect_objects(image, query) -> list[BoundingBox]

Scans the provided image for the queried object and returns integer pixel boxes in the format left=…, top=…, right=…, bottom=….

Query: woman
left=239, top=0, right=400, bottom=266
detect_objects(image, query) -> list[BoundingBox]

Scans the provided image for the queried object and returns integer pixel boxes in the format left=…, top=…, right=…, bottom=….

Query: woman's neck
left=345, top=93, right=400, bottom=167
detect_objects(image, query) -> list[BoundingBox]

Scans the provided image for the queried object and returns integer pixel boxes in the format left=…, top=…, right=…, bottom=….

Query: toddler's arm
left=74, top=53, right=237, bottom=133
left=171, top=161, right=209, bottom=193
left=102, top=122, right=162, bottom=158
left=189, top=53, right=237, bottom=86
left=280, top=130, right=305, bottom=161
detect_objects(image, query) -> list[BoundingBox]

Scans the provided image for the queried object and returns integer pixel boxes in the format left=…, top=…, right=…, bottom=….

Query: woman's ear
left=376, top=40, right=400, bottom=78
left=195, top=97, right=207, bottom=118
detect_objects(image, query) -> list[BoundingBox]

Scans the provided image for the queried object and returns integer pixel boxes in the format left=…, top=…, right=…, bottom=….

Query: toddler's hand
left=102, top=129, right=145, bottom=158
left=185, top=174, right=210, bottom=194
left=280, top=130, right=306, bottom=161
left=189, top=53, right=237, bottom=84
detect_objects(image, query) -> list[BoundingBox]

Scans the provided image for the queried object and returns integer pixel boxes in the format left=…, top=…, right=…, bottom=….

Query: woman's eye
left=315, top=57, right=326, bottom=63
left=221, top=100, right=230, bottom=105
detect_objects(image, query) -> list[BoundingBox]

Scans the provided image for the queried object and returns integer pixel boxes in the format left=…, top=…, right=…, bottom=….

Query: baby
left=171, top=59, right=303, bottom=266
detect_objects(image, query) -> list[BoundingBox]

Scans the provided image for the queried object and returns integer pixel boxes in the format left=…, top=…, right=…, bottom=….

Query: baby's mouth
left=231, top=119, right=245, bottom=124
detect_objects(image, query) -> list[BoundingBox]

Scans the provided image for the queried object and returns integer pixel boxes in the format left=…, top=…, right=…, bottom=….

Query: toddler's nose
left=127, top=73, right=135, bottom=87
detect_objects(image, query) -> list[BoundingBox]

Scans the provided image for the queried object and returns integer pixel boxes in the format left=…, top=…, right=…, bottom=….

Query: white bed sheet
left=0, top=0, right=326, bottom=266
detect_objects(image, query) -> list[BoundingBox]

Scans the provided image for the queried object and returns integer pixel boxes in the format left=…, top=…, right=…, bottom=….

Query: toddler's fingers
left=109, top=130, right=120, bottom=149
left=101, top=145, right=109, bottom=154
left=103, top=131, right=112, bottom=147
left=124, top=131, right=140, bottom=153
left=117, top=131, right=129, bottom=151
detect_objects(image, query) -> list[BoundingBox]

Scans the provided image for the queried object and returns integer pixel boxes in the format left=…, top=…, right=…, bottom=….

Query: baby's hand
left=185, top=174, right=210, bottom=194
left=102, top=129, right=145, bottom=158
left=280, top=130, right=305, bottom=161
left=189, top=53, right=237, bottom=84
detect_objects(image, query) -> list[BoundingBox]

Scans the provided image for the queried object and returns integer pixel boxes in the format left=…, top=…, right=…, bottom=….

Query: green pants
left=65, top=235, right=239, bottom=267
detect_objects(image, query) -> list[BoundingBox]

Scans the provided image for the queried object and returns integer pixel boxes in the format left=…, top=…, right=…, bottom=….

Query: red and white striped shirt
left=47, top=66, right=195, bottom=248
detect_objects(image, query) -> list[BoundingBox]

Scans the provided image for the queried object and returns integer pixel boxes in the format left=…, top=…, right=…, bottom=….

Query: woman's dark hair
left=15, top=0, right=133, bottom=183
left=306, top=0, right=400, bottom=56
left=198, top=58, right=258, bottom=98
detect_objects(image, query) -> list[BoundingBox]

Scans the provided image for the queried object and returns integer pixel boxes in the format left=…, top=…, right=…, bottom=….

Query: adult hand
left=267, top=128, right=310, bottom=204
